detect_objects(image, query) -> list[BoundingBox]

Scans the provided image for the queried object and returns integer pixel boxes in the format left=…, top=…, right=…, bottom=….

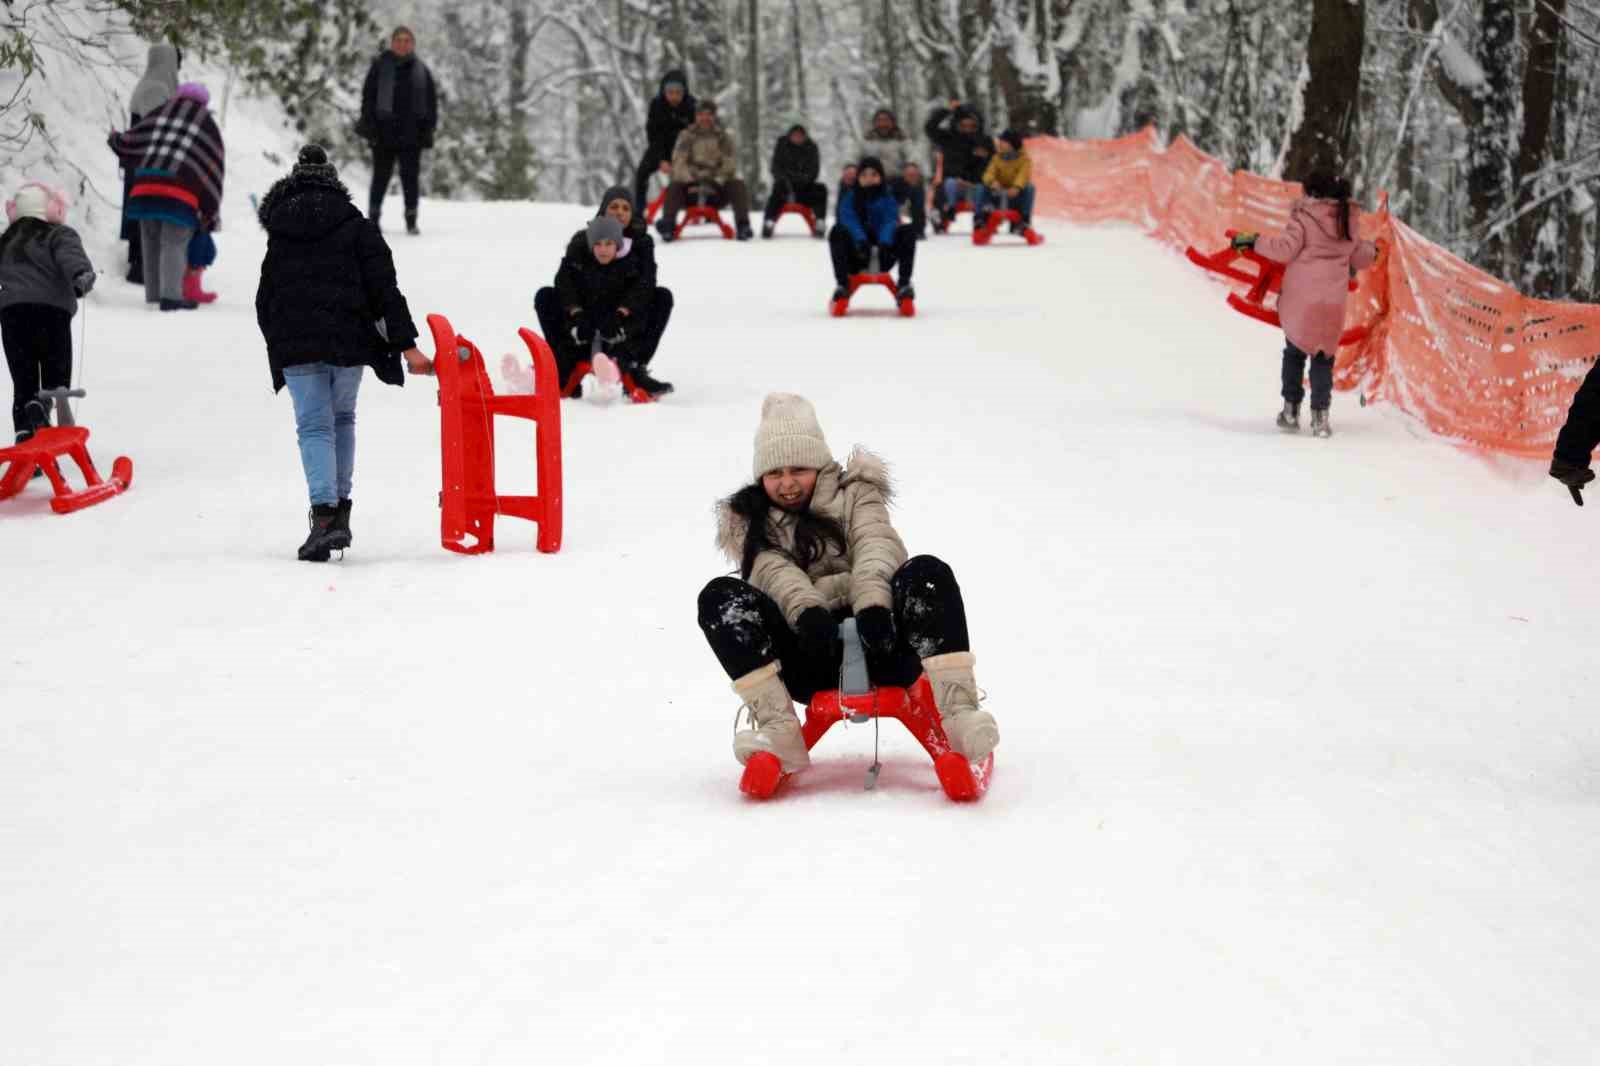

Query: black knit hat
left=293, top=144, right=337, bottom=180
left=997, top=128, right=1024, bottom=151
left=857, top=156, right=886, bottom=182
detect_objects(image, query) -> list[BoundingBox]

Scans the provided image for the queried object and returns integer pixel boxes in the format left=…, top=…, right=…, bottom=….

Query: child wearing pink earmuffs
left=0, top=181, right=95, bottom=444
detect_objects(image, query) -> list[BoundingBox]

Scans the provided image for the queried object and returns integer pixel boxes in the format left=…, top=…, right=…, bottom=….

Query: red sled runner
left=559, top=358, right=661, bottom=405
left=771, top=201, right=819, bottom=236
left=1185, top=231, right=1373, bottom=348
left=973, top=208, right=1043, bottom=246
left=830, top=273, right=915, bottom=318
left=675, top=204, right=735, bottom=241
left=739, top=619, right=992, bottom=802
left=0, top=390, right=132, bottom=515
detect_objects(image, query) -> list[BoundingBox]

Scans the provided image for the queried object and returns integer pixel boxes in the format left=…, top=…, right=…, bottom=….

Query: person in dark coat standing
left=358, top=26, right=438, bottom=235
left=634, top=70, right=695, bottom=215
left=925, top=101, right=992, bottom=232
left=534, top=185, right=674, bottom=398
left=255, top=146, right=434, bottom=562
left=762, top=124, right=826, bottom=238
left=1551, top=365, right=1600, bottom=505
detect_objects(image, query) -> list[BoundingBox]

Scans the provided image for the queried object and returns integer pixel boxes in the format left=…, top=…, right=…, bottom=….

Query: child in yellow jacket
left=976, top=129, right=1034, bottom=233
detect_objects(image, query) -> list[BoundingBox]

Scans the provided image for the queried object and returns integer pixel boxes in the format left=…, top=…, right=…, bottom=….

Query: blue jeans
left=942, top=178, right=976, bottom=209
left=975, top=183, right=1035, bottom=222
left=283, top=363, right=363, bottom=506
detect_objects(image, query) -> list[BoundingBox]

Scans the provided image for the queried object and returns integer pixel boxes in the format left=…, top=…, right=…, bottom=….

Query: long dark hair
left=727, top=482, right=848, bottom=581
left=1303, top=171, right=1353, bottom=240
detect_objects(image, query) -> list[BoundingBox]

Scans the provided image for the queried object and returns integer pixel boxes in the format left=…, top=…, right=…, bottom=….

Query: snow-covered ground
left=4, top=162, right=1600, bottom=1061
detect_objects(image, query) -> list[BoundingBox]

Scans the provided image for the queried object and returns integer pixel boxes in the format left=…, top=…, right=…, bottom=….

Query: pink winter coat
left=1254, top=198, right=1378, bottom=358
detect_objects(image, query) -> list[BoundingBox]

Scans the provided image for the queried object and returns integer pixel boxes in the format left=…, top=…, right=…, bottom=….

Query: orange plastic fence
left=1028, top=130, right=1600, bottom=458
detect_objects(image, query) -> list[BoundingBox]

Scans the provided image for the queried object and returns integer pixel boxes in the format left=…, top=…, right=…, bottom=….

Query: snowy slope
left=3, top=183, right=1599, bottom=1064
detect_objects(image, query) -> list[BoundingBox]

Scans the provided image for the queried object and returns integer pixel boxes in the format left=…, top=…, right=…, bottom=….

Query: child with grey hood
left=1, top=182, right=95, bottom=443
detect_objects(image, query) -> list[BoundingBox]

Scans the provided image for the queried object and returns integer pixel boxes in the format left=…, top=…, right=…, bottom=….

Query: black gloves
left=1550, top=458, right=1595, bottom=506
left=854, top=606, right=897, bottom=656
left=72, top=272, right=95, bottom=297
left=568, top=314, right=594, bottom=347
left=599, top=314, right=629, bottom=344
left=795, top=607, right=840, bottom=663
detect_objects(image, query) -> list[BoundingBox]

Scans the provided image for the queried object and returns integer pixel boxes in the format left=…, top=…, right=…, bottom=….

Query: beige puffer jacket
left=716, top=448, right=908, bottom=626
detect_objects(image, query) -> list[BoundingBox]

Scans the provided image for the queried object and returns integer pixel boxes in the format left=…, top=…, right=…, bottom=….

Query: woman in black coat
left=762, top=124, right=826, bottom=237
left=255, top=145, right=433, bottom=562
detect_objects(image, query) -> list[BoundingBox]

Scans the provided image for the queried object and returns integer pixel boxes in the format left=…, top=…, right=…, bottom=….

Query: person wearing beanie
left=699, top=393, right=1000, bottom=777
left=534, top=192, right=656, bottom=397
left=829, top=155, right=918, bottom=304
left=761, top=124, right=826, bottom=238
left=634, top=70, right=696, bottom=215
left=1, top=182, right=95, bottom=445
left=860, top=107, right=928, bottom=238
left=255, top=145, right=434, bottom=562
left=658, top=99, right=754, bottom=241
left=976, top=128, right=1035, bottom=234
left=108, top=80, right=225, bottom=310
left=120, top=42, right=181, bottom=284
left=358, top=26, right=439, bottom=234
left=924, top=100, right=992, bottom=232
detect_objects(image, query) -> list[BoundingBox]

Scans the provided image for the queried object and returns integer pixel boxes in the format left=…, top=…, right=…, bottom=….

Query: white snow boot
left=731, top=662, right=810, bottom=773
left=923, top=651, right=999, bottom=761
left=1276, top=400, right=1300, bottom=432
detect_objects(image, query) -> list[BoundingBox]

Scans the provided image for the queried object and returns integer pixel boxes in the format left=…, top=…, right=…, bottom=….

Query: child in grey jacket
left=1, top=182, right=95, bottom=442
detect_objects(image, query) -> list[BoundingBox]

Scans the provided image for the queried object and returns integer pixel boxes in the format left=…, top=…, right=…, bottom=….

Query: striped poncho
left=108, top=97, right=226, bottom=229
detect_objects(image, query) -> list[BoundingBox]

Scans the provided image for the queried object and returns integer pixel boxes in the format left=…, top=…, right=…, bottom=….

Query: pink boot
left=183, top=267, right=217, bottom=305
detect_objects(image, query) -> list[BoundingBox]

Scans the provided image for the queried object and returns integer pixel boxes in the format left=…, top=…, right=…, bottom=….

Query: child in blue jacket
left=827, top=156, right=917, bottom=303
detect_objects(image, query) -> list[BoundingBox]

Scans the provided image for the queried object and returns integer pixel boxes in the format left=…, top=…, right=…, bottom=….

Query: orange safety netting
left=1027, top=129, right=1600, bottom=458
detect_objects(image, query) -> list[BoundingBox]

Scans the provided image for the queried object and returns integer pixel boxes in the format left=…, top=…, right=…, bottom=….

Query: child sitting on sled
left=1231, top=172, right=1377, bottom=438
left=975, top=128, right=1035, bottom=234
left=534, top=214, right=661, bottom=398
left=697, top=393, right=999, bottom=775
left=828, top=156, right=918, bottom=304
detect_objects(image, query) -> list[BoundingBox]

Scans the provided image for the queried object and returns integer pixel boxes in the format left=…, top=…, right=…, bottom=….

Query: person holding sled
left=1231, top=172, right=1377, bottom=438
left=634, top=70, right=695, bottom=215
left=657, top=100, right=754, bottom=242
left=762, top=124, right=826, bottom=238
left=255, top=146, right=433, bottom=562
left=535, top=186, right=673, bottom=398
left=1, top=182, right=95, bottom=446
left=697, top=393, right=1000, bottom=776
left=924, top=101, right=992, bottom=232
left=828, top=156, right=917, bottom=305
left=862, top=107, right=927, bottom=237
left=358, top=26, right=439, bottom=235
left=975, top=128, right=1035, bottom=234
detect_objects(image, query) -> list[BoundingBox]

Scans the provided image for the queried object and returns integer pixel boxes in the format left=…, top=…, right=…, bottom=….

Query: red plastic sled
left=973, top=208, right=1044, bottom=247
left=430, top=313, right=563, bottom=555
left=674, top=204, right=735, bottom=240
left=739, top=676, right=993, bottom=802
left=830, top=273, right=914, bottom=318
left=772, top=202, right=818, bottom=235
left=1185, top=232, right=1369, bottom=348
left=0, top=426, right=132, bottom=514
left=644, top=189, right=666, bottom=223
left=558, top=359, right=659, bottom=405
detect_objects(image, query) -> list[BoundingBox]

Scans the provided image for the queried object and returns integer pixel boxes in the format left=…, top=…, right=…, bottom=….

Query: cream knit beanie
left=10, top=184, right=50, bottom=222
left=752, top=393, right=832, bottom=478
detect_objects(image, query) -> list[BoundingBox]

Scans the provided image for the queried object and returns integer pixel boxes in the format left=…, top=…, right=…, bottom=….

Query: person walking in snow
left=828, top=156, right=917, bottom=305
left=762, top=124, right=827, bottom=238
left=119, top=41, right=179, bottom=285
left=975, top=128, right=1035, bottom=234
left=861, top=107, right=927, bottom=237
left=534, top=186, right=674, bottom=399
left=358, top=26, right=439, bottom=235
left=697, top=393, right=999, bottom=777
left=925, top=100, right=992, bottom=231
left=1, top=182, right=95, bottom=445
left=108, top=81, right=224, bottom=311
left=1550, top=369, right=1600, bottom=505
left=634, top=70, right=695, bottom=216
left=1231, top=172, right=1378, bottom=438
left=254, top=146, right=434, bottom=562
left=657, top=100, right=754, bottom=241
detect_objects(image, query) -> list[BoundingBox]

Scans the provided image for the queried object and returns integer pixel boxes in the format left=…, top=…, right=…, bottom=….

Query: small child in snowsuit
left=1233, top=173, right=1377, bottom=438
left=975, top=129, right=1034, bottom=233
left=828, top=156, right=917, bottom=303
left=0, top=182, right=95, bottom=444
left=537, top=215, right=655, bottom=396
left=698, top=393, right=1000, bottom=775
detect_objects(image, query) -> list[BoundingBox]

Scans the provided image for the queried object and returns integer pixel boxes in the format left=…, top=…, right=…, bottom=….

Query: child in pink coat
left=1234, top=173, right=1377, bottom=438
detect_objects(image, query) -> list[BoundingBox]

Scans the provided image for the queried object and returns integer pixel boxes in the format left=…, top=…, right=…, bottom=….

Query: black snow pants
left=633, top=146, right=673, bottom=216
left=370, top=145, right=422, bottom=224
left=1282, top=342, right=1335, bottom=411
left=889, top=176, right=927, bottom=235
left=2, top=304, right=73, bottom=440
left=534, top=287, right=675, bottom=390
left=828, top=224, right=918, bottom=288
left=762, top=181, right=828, bottom=224
left=697, top=555, right=970, bottom=704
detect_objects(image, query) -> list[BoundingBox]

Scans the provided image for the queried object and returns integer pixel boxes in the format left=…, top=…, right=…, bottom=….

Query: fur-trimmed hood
left=715, top=446, right=893, bottom=564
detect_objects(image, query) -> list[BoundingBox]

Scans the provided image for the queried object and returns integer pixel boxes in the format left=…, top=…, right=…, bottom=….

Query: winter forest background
left=5, top=0, right=1600, bottom=300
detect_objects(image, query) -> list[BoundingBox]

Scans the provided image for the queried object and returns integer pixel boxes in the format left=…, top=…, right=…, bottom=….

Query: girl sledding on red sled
left=697, top=393, right=998, bottom=778
left=1230, top=172, right=1377, bottom=438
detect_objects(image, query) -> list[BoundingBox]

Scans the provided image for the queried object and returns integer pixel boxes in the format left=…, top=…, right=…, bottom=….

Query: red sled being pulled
left=830, top=273, right=915, bottom=318
left=0, top=390, right=132, bottom=515
left=1184, top=231, right=1377, bottom=348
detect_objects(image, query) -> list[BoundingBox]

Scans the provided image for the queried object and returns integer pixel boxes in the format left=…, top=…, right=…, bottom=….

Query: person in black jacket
left=633, top=70, right=695, bottom=215
left=255, top=145, right=434, bottom=562
left=762, top=124, right=826, bottom=238
left=925, top=101, right=992, bottom=232
left=358, top=26, right=439, bottom=235
left=1551, top=362, right=1600, bottom=505
left=535, top=186, right=674, bottom=398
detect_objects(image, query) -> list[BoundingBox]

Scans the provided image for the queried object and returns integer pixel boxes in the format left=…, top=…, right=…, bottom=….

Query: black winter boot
left=405, top=213, right=420, bottom=236
left=298, top=504, right=344, bottom=562
left=331, top=498, right=354, bottom=548
left=626, top=364, right=674, bottom=399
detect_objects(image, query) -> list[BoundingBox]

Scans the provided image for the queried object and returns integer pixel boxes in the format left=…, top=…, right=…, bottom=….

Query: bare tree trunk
left=1283, top=0, right=1365, bottom=178
left=1513, top=0, right=1565, bottom=293
left=881, top=0, right=901, bottom=118
left=1468, top=0, right=1514, bottom=270
left=790, top=0, right=807, bottom=116
left=743, top=0, right=761, bottom=189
